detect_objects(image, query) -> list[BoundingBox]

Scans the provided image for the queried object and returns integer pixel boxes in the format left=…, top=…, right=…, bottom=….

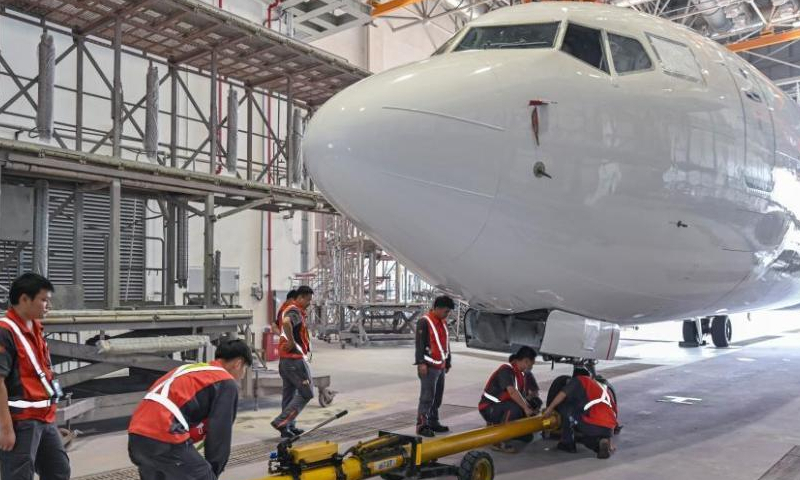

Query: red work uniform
left=0, top=307, right=69, bottom=480
left=128, top=361, right=239, bottom=480
left=557, top=375, right=618, bottom=453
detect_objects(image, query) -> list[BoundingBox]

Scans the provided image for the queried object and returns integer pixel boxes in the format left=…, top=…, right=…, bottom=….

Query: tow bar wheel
left=458, top=451, right=494, bottom=480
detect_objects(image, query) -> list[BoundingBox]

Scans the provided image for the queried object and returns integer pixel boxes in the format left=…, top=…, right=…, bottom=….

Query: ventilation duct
left=691, top=0, right=734, bottom=32
left=226, top=88, right=238, bottom=174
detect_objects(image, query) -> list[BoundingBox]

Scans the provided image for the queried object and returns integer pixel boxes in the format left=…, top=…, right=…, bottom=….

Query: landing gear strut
left=680, top=316, right=731, bottom=348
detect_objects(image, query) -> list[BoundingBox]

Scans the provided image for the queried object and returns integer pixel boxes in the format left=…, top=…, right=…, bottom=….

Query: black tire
left=318, top=388, right=335, bottom=407
left=711, top=315, right=732, bottom=348
left=458, top=451, right=494, bottom=480
left=546, top=375, right=571, bottom=407
left=682, top=320, right=701, bottom=344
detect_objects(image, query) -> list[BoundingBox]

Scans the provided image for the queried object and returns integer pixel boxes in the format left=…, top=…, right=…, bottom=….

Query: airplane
left=303, top=2, right=800, bottom=364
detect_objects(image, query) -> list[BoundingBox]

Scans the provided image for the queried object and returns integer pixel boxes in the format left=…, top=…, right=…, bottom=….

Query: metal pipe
left=145, top=64, right=159, bottom=161
left=107, top=180, right=121, bottom=309
left=247, top=89, right=254, bottom=181
left=257, top=415, right=559, bottom=480
left=177, top=206, right=189, bottom=289
left=210, top=50, right=219, bottom=175
left=36, top=32, right=55, bottom=142
left=112, top=17, right=123, bottom=158
left=33, top=180, right=49, bottom=276
left=204, top=194, right=215, bottom=307
left=226, top=87, right=238, bottom=173
left=74, top=190, right=84, bottom=288
left=75, top=37, right=84, bottom=151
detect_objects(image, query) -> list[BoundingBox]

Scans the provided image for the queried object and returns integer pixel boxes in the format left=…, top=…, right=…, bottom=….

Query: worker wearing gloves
left=542, top=365, right=618, bottom=459
left=0, top=273, right=69, bottom=480
left=478, top=346, right=539, bottom=453
left=415, top=295, right=454, bottom=437
left=128, top=339, right=252, bottom=479
left=271, top=285, right=314, bottom=438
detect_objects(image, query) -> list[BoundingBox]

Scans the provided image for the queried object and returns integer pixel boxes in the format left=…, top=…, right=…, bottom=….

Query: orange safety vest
left=128, top=361, right=233, bottom=444
left=278, top=304, right=310, bottom=360
left=274, top=299, right=295, bottom=332
left=479, top=363, right=525, bottom=411
left=0, top=308, right=57, bottom=423
left=576, top=375, right=618, bottom=429
left=422, top=313, right=449, bottom=369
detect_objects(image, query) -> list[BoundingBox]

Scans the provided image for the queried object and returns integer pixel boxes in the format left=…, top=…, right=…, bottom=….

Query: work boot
left=417, top=426, right=435, bottom=438
left=556, top=442, right=577, bottom=453
left=597, top=438, right=613, bottom=459
left=289, top=426, right=305, bottom=436
left=430, top=424, right=450, bottom=433
left=271, top=421, right=294, bottom=439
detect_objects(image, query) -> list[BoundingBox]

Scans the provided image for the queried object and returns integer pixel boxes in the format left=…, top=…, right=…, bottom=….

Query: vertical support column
left=368, top=250, right=376, bottom=303
left=73, top=190, right=84, bottom=288
left=107, top=180, right=121, bottom=309
left=32, top=180, right=49, bottom=276
left=169, top=64, right=178, bottom=168
left=285, top=78, right=294, bottom=187
left=75, top=37, right=84, bottom=151
left=165, top=203, right=176, bottom=305
left=300, top=212, right=309, bottom=273
left=209, top=50, right=218, bottom=175
left=204, top=194, right=215, bottom=307
left=112, top=17, right=123, bottom=158
left=395, top=261, right=401, bottom=303
left=246, top=88, right=253, bottom=181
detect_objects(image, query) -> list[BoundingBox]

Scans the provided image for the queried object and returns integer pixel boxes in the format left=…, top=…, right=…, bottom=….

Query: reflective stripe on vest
left=482, top=364, right=520, bottom=403
left=583, top=381, right=614, bottom=412
left=142, top=363, right=226, bottom=432
left=8, top=399, right=51, bottom=409
left=423, top=315, right=448, bottom=365
left=0, top=317, right=55, bottom=400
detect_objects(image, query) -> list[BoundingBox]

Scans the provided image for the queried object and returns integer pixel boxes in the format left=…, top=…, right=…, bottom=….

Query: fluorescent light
left=793, top=20, right=800, bottom=27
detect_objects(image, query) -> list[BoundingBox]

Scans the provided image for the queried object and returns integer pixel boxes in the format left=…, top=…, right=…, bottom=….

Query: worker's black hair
left=286, top=289, right=298, bottom=300
left=296, top=285, right=313, bottom=297
left=215, top=339, right=253, bottom=366
left=433, top=295, right=455, bottom=310
left=9, top=273, right=54, bottom=306
left=509, top=346, right=537, bottom=363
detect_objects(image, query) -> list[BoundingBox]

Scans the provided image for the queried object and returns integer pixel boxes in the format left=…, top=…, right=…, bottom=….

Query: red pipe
left=215, top=0, right=224, bottom=175
left=265, top=2, right=275, bottom=328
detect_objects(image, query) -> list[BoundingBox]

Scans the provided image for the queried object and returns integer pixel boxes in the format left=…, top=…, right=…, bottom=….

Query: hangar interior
left=0, top=0, right=800, bottom=479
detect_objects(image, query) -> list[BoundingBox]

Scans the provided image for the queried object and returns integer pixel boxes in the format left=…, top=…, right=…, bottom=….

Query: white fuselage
left=304, top=3, right=800, bottom=325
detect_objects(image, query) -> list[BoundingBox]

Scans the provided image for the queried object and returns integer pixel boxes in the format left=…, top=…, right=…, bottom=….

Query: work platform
left=0, top=0, right=369, bottom=108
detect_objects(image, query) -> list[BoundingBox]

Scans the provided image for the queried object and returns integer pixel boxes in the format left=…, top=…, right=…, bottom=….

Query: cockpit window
left=608, top=34, right=652, bottom=74
left=432, top=28, right=466, bottom=56
left=647, top=34, right=702, bottom=82
left=453, top=22, right=560, bottom=51
left=561, top=23, right=608, bottom=73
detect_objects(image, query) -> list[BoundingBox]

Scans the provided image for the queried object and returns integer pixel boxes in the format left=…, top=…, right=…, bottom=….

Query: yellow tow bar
left=260, top=414, right=560, bottom=480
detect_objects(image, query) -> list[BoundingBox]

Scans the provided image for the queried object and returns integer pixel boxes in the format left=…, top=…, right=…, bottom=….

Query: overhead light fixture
left=793, top=20, right=800, bottom=27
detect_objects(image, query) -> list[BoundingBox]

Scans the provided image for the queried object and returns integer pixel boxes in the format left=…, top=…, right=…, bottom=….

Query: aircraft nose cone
left=304, top=54, right=506, bottom=281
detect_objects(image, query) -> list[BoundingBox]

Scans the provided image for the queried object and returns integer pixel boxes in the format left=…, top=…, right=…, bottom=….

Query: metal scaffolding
left=0, top=0, right=370, bottom=424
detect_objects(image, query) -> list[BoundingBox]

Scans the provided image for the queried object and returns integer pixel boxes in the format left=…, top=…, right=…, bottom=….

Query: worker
left=274, top=289, right=298, bottom=333
left=478, top=346, right=539, bottom=453
left=128, top=339, right=253, bottom=479
left=0, top=273, right=69, bottom=480
left=415, top=295, right=454, bottom=437
left=271, top=285, right=314, bottom=438
left=524, top=366, right=543, bottom=414
left=542, top=365, right=618, bottom=459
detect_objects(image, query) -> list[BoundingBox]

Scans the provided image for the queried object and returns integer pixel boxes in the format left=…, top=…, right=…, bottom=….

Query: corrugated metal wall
left=0, top=186, right=146, bottom=306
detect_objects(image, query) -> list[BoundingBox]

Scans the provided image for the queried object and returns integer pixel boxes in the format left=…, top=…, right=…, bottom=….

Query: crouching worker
left=542, top=365, right=618, bottom=459
left=478, top=346, right=539, bottom=453
left=128, top=339, right=252, bottom=480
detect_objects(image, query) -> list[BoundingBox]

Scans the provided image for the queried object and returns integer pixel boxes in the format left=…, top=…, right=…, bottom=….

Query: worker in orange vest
left=274, top=289, right=297, bottom=333
left=128, top=339, right=252, bottom=479
left=271, top=285, right=314, bottom=438
left=543, top=365, right=618, bottom=459
left=0, top=273, right=69, bottom=480
left=415, top=295, right=454, bottom=437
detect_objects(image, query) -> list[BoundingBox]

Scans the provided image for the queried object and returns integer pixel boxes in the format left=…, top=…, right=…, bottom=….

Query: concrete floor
left=69, top=312, right=800, bottom=480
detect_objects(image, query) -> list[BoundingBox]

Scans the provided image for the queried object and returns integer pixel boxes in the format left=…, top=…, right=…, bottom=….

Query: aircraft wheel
left=711, top=315, right=732, bottom=348
left=458, top=451, right=494, bottom=480
left=682, top=320, right=702, bottom=345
